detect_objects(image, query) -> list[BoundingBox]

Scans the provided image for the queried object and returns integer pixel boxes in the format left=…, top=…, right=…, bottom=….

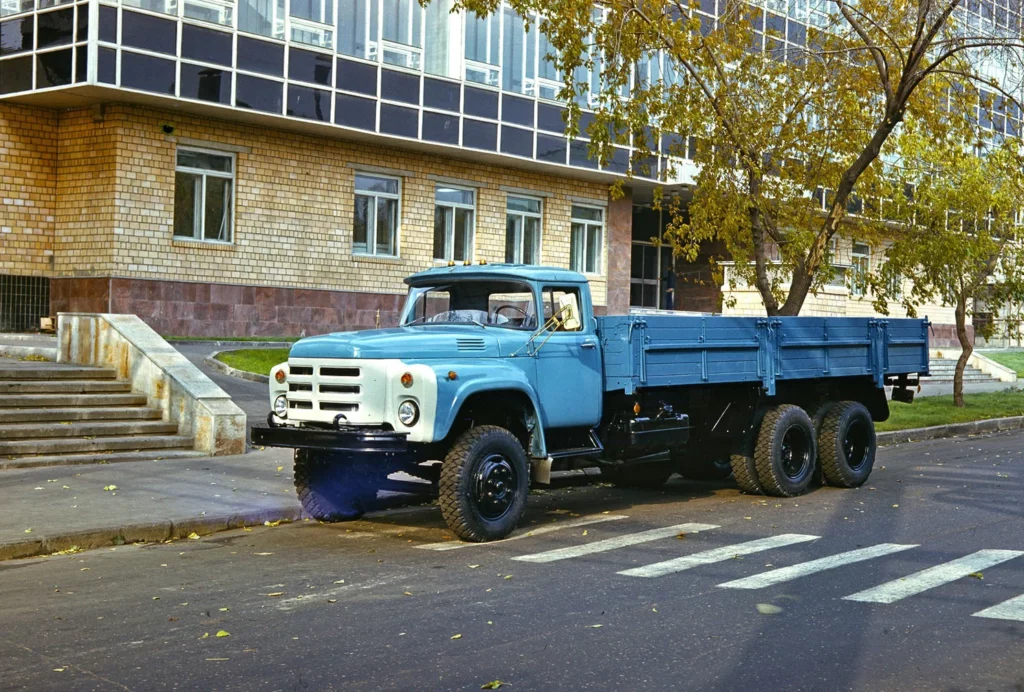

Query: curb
left=170, top=339, right=295, bottom=348
left=877, top=415, right=1024, bottom=446
left=0, top=505, right=303, bottom=562
left=0, top=345, right=58, bottom=361
left=205, top=349, right=271, bottom=384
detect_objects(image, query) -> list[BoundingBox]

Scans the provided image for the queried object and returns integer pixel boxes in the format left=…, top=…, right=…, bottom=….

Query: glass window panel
left=500, top=125, right=533, bottom=158
left=538, top=29, right=558, bottom=81
left=463, top=87, right=498, bottom=119
left=423, top=77, right=459, bottom=111
left=204, top=176, right=232, bottom=241
left=174, top=171, right=201, bottom=238
left=337, top=57, right=377, bottom=94
left=334, top=93, right=376, bottom=129
left=121, top=10, right=176, bottom=54
left=236, top=74, right=283, bottom=113
left=571, top=205, right=602, bottom=222
left=355, top=174, right=398, bottom=194
left=76, top=5, right=87, bottom=42
left=379, top=104, right=418, bottom=137
left=502, top=7, right=532, bottom=93
left=97, top=46, right=115, bottom=84
left=376, top=197, right=396, bottom=255
left=382, top=0, right=422, bottom=68
left=237, top=36, right=284, bottom=75
left=586, top=224, right=601, bottom=273
left=424, top=0, right=457, bottom=78
left=287, top=84, right=330, bottom=121
left=122, top=0, right=172, bottom=14
left=433, top=206, right=449, bottom=260
left=536, top=134, right=566, bottom=163
left=121, top=51, right=176, bottom=95
left=182, top=24, right=233, bottom=66
left=180, top=63, right=232, bottom=104
left=0, top=0, right=32, bottom=18
left=177, top=149, right=233, bottom=172
left=353, top=195, right=370, bottom=252
left=454, top=208, right=472, bottom=261
left=507, top=196, right=540, bottom=214
left=289, top=47, right=333, bottom=85
left=380, top=68, right=418, bottom=104
left=501, top=94, right=533, bottom=127
left=522, top=217, right=540, bottom=264
left=74, top=45, right=85, bottom=82
left=0, top=54, right=31, bottom=93
left=537, top=103, right=565, bottom=133
left=0, top=17, right=32, bottom=55
left=465, top=12, right=498, bottom=65
left=462, top=119, right=496, bottom=151
left=291, top=0, right=332, bottom=25
left=183, top=0, right=233, bottom=26
left=505, top=215, right=521, bottom=262
left=98, top=6, right=116, bottom=41
left=570, top=224, right=584, bottom=272
left=337, top=0, right=377, bottom=59
left=422, top=111, right=459, bottom=144
left=238, top=0, right=285, bottom=39
left=570, top=139, right=598, bottom=169
left=36, top=48, right=73, bottom=88
left=435, top=187, right=474, bottom=205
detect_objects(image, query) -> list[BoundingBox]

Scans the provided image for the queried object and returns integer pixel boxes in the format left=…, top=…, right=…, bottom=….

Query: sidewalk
left=0, top=447, right=299, bottom=560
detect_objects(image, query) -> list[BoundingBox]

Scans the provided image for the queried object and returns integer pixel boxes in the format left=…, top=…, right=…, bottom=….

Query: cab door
left=533, top=285, right=603, bottom=429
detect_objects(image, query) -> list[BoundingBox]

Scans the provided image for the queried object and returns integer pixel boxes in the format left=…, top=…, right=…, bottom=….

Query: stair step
left=0, top=393, right=149, bottom=408
left=0, top=448, right=209, bottom=470
left=0, top=365, right=117, bottom=380
left=0, top=434, right=194, bottom=456
left=0, top=380, right=132, bottom=394
left=0, top=407, right=162, bottom=423
left=0, top=420, right=178, bottom=440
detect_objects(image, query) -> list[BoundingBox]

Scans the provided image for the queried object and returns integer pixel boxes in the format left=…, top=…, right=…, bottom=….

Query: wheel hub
left=780, top=425, right=811, bottom=480
left=843, top=420, right=870, bottom=471
left=474, top=453, right=518, bottom=520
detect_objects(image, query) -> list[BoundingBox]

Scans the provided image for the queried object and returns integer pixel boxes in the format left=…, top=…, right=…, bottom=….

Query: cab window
left=542, top=287, right=584, bottom=332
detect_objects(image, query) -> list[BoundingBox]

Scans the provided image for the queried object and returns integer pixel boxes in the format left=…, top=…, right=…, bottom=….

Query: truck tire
left=601, top=461, right=675, bottom=489
left=293, top=449, right=381, bottom=521
left=439, top=425, right=529, bottom=542
left=818, top=401, right=876, bottom=488
left=754, top=404, right=817, bottom=497
left=730, top=453, right=764, bottom=494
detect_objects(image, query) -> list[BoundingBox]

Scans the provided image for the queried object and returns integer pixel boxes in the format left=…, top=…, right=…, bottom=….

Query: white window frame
left=433, top=186, right=476, bottom=262
left=570, top=204, right=604, bottom=275
left=506, top=195, right=543, bottom=265
left=353, top=173, right=401, bottom=257
left=851, top=241, right=871, bottom=297
left=174, top=147, right=236, bottom=244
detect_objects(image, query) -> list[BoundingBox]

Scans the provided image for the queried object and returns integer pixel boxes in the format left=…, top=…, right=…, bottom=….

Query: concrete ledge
left=877, top=415, right=1024, bottom=446
left=0, top=345, right=57, bottom=360
left=205, top=349, right=271, bottom=384
left=58, top=313, right=247, bottom=455
left=930, top=348, right=1018, bottom=383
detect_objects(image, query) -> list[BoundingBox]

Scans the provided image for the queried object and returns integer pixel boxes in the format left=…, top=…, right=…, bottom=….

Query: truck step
left=0, top=420, right=178, bottom=440
left=0, top=406, right=162, bottom=424
left=0, top=448, right=208, bottom=470
left=0, top=365, right=117, bottom=381
left=0, top=393, right=149, bottom=408
left=0, top=380, right=133, bottom=394
left=0, top=434, right=195, bottom=456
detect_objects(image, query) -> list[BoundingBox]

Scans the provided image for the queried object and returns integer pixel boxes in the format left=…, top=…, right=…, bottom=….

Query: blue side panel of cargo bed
left=597, top=315, right=929, bottom=395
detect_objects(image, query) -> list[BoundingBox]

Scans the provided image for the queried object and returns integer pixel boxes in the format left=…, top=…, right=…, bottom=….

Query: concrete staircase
left=0, top=361, right=205, bottom=469
left=921, top=358, right=1003, bottom=385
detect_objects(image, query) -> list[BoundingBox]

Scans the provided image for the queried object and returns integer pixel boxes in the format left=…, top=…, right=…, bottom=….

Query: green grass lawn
left=982, top=350, right=1024, bottom=377
left=215, top=348, right=290, bottom=376
left=170, top=336, right=300, bottom=343
left=877, top=389, right=1024, bottom=431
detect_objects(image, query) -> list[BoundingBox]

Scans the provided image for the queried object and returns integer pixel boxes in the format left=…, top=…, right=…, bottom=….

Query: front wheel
left=439, top=425, right=529, bottom=542
left=293, top=449, right=382, bottom=521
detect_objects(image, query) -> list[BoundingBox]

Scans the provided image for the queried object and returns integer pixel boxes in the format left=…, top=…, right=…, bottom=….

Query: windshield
left=402, top=280, right=538, bottom=330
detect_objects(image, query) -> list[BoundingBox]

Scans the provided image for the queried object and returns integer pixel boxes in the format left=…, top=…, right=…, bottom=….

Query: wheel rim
left=473, top=453, right=518, bottom=521
left=780, top=424, right=812, bottom=480
left=843, top=419, right=871, bottom=471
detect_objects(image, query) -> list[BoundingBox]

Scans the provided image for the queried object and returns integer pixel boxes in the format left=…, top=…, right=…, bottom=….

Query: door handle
left=581, top=339, right=597, bottom=349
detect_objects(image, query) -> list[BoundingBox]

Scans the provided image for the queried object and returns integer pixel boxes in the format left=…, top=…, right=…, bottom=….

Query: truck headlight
left=397, top=400, right=419, bottom=426
left=273, top=395, right=288, bottom=419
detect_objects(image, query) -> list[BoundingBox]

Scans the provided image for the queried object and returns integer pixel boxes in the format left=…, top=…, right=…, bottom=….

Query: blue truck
left=251, top=264, right=928, bottom=541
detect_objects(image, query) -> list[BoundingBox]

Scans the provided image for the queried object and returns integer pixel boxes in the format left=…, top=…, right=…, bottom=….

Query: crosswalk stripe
left=618, top=534, right=819, bottom=578
left=718, top=543, right=919, bottom=590
left=843, top=549, right=1024, bottom=604
left=511, top=523, right=720, bottom=564
left=972, top=594, right=1024, bottom=622
left=416, top=514, right=629, bottom=551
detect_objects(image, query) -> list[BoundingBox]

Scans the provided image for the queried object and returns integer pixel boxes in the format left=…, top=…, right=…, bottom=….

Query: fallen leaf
left=403, top=591, right=413, bottom=596
left=582, top=530, right=588, bottom=536
left=892, top=504, right=899, bottom=508
left=200, top=633, right=209, bottom=639
left=503, top=575, right=512, bottom=580
left=586, top=624, right=603, bottom=628
left=468, top=565, right=480, bottom=569
left=968, top=572, right=984, bottom=580
left=333, top=580, right=345, bottom=584
left=253, top=552, right=274, bottom=556
left=652, top=608, right=658, bottom=613
left=219, top=607, right=229, bottom=612
left=481, top=681, right=506, bottom=690
left=276, top=466, right=284, bottom=472
left=756, top=603, right=783, bottom=614
left=53, top=668, right=66, bottom=673
left=327, top=599, right=337, bottom=603
left=266, top=592, right=284, bottom=597
left=152, top=597, right=160, bottom=601
left=187, top=533, right=201, bottom=540
left=24, top=528, right=31, bottom=534
left=215, top=630, right=230, bottom=638
left=676, top=533, right=686, bottom=540
left=206, top=658, right=229, bottom=662
left=451, top=634, right=462, bottom=640
left=487, top=621, right=493, bottom=625
left=103, top=485, right=117, bottom=492
left=264, top=520, right=281, bottom=527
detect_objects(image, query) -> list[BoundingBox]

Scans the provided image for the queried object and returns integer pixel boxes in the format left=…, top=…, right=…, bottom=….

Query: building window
left=570, top=204, right=603, bottom=274
left=433, top=186, right=475, bottom=262
left=465, top=11, right=499, bottom=86
left=353, top=173, right=400, bottom=256
left=174, top=148, right=235, bottom=243
left=505, top=196, right=542, bottom=264
left=381, top=0, right=422, bottom=69
left=337, top=0, right=378, bottom=59
left=502, top=7, right=535, bottom=94
left=851, top=241, right=871, bottom=297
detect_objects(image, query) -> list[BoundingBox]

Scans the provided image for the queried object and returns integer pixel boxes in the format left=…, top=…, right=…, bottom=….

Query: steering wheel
left=494, top=304, right=530, bottom=324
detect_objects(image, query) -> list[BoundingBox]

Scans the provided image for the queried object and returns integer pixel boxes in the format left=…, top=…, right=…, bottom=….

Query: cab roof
left=405, top=263, right=589, bottom=285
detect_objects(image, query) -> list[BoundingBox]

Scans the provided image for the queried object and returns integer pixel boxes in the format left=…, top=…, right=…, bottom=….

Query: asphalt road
left=3, top=431, right=1024, bottom=691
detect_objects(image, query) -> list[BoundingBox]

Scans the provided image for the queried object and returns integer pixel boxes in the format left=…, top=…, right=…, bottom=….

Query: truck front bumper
left=251, top=421, right=410, bottom=454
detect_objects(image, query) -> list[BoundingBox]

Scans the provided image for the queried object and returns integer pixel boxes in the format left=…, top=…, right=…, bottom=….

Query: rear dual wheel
left=818, top=401, right=876, bottom=488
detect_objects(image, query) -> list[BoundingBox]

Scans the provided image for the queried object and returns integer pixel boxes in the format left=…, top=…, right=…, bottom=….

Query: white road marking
left=843, top=549, right=1024, bottom=604
left=512, top=523, right=720, bottom=564
left=973, top=594, right=1024, bottom=622
left=718, top=543, right=919, bottom=590
left=276, top=576, right=399, bottom=611
left=618, top=534, right=819, bottom=578
left=416, top=514, right=629, bottom=551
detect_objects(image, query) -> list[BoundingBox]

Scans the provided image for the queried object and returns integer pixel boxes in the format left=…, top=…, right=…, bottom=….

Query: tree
left=459, top=0, right=1024, bottom=315
left=872, top=121, right=1024, bottom=406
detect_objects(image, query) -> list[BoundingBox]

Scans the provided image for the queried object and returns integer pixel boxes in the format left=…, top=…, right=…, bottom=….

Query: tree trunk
left=953, top=296, right=972, bottom=408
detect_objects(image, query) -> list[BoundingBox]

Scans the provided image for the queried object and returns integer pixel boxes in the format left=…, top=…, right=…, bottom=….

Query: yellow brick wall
left=66, top=105, right=611, bottom=305
left=0, top=103, right=57, bottom=277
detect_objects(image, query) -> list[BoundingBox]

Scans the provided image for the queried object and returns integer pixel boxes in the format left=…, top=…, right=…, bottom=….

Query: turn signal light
left=275, top=369, right=287, bottom=384
left=448, top=371, right=457, bottom=380
left=633, top=402, right=641, bottom=415
left=401, top=372, right=414, bottom=388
